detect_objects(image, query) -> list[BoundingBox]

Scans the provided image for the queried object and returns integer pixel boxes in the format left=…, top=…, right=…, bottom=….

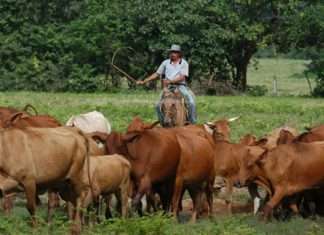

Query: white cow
left=66, top=111, right=111, bottom=133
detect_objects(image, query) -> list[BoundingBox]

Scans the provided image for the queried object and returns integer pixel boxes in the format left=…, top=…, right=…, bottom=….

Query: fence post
left=273, top=76, right=277, bottom=95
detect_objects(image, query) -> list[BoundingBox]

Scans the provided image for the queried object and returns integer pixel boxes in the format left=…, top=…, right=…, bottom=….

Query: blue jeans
left=156, top=85, right=196, bottom=125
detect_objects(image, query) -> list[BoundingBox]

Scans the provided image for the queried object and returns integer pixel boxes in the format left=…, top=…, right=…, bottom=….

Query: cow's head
left=126, top=117, right=159, bottom=132
left=276, top=129, right=295, bottom=145
left=204, top=116, right=240, bottom=141
left=240, top=133, right=257, bottom=146
left=105, top=131, right=124, bottom=155
left=0, top=112, right=24, bottom=130
left=238, top=148, right=268, bottom=187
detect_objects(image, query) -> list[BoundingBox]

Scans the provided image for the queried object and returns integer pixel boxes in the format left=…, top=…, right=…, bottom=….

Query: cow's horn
left=228, top=116, right=240, bottom=122
left=205, top=121, right=214, bottom=126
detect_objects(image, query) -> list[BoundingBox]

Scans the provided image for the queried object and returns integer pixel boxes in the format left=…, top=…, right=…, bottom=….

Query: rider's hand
left=163, top=80, right=172, bottom=86
left=136, top=80, right=145, bottom=85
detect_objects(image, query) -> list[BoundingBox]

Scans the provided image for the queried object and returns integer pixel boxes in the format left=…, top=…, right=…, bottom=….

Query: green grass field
left=0, top=58, right=324, bottom=234
left=248, top=58, right=314, bottom=96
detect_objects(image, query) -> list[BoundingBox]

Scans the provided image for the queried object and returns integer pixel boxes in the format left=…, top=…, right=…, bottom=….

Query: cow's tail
left=84, top=134, right=96, bottom=201
left=76, top=128, right=96, bottom=202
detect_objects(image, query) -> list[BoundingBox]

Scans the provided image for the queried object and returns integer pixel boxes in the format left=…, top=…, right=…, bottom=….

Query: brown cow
left=188, top=118, right=265, bottom=215
left=240, top=133, right=257, bottom=146
left=96, top=126, right=182, bottom=215
left=0, top=112, right=61, bottom=130
left=0, top=104, right=37, bottom=120
left=277, top=125, right=324, bottom=145
left=212, top=140, right=265, bottom=215
left=170, top=128, right=215, bottom=223
left=256, top=124, right=299, bottom=149
left=276, top=125, right=324, bottom=217
left=238, top=141, right=324, bottom=222
left=204, top=116, right=240, bottom=141
left=297, top=124, right=324, bottom=142
left=0, top=126, right=89, bottom=230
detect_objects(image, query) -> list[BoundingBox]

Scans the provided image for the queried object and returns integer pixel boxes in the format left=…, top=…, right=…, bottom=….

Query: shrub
left=247, top=85, right=268, bottom=96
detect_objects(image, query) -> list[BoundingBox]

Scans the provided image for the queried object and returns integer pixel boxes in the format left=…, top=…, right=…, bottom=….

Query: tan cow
left=81, top=154, right=131, bottom=221
left=0, top=126, right=89, bottom=230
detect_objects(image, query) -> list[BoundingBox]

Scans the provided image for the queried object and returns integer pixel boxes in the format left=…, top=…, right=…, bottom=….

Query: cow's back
left=85, top=154, right=130, bottom=192
left=125, top=128, right=181, bottom=183
left=66, top=111, right=111, bottom=134
left=0, top=127, right=87, bottom=184
left=266, top=142, right=324, bottom=189
left=175, top=132, right=215, bottom=182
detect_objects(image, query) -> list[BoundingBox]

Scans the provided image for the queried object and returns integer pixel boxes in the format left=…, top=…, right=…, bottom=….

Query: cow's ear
left=256, top=149, right=268, bottom=164
left=9, top=112, right=24, bottom=124
left=3, top=112, right=24, bottom=127
left=91, top=131, right=108, bottom=143
left=145, top=120, right=160, bottom=129
left=256, top=138, right=268, bottom=148
left=123, top=132, right=141, bottom=143
left=91, top=135, right=104, bottom=144
left=204, top=121, right=215, bottom=129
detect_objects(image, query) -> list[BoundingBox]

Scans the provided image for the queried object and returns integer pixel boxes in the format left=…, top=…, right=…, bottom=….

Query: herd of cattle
left=0, top=104, right=324, bottom=233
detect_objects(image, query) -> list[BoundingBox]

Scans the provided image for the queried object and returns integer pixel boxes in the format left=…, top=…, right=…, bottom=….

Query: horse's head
left=161, top=88, right=176, bottom=127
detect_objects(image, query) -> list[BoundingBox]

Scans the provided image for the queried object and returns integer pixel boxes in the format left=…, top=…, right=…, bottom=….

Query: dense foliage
left=0, top=0, right=322, bottom=93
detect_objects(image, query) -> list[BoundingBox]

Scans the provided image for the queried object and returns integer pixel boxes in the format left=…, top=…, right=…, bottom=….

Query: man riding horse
left=137, top=44, right=196, bottom=126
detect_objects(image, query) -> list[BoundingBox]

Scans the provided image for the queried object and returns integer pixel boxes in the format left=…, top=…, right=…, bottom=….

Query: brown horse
left=160, top=87, right=188, bottom=127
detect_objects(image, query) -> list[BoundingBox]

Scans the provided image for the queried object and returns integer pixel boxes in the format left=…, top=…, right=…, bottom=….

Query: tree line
left=0, top=0, right=323, bottom=95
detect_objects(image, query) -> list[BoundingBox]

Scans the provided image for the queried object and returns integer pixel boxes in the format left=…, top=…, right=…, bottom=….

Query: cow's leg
left=120, top=183, right=129, bottom=218
left=247, top=183, right=261, bottom=215
left=146, top=189, right=159, bottom=213
left=132, top=192, right=144, bottom=216
left=263, top=190, right=285, bottom=222
left=59, top=185, right=76, bottom=221
left=3, top=196, right=14, bottom=215
left=171, top=176, right=184, bottom=222
left=155, top=182, right=173, bottom=212
left=23, top=180, right=37, bottom=228
left=188, top=187, right=203, bottom=224
left=66, top=201, right=75, bottom=220
left=288, top=196, right=299, bottom=215
left=35, top=195, right=42, bottom=207
left=93, top=197, right=100, bottom=224
left=224, top=178, right=234, bottom=215
left=47, top=189, right=60, bottom=222
left=132, top=176, right=150, bottom=216
left=69, top=174, right=84, bottom=234
left=104, top=194, right=113, bottom=219
left=206, top=181, right=214, bottom=218
left=81, top=190, right=95, bottom=225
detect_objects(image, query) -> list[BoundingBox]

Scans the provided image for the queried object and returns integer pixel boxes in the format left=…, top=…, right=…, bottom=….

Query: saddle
left=162, top=86, right=188, bottom=108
